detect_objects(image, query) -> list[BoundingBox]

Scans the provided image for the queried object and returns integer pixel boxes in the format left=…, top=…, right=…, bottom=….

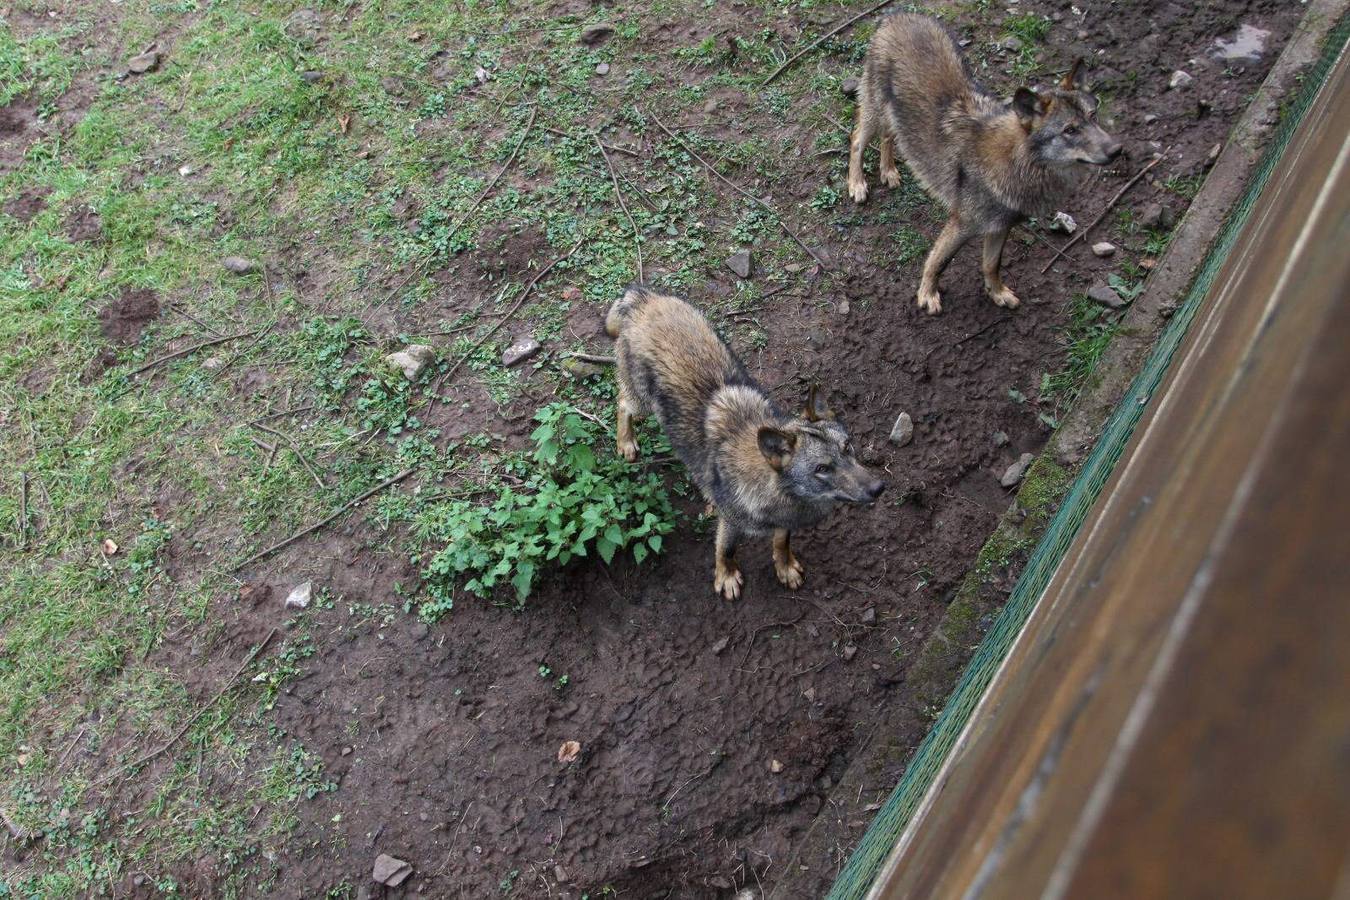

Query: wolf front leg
left=615, top=377, right=640, bottom=462
left=713, top=518, right=744, bottom=600
left=879, top=132, right=902, bottom=189
left=917, top=216, right=972, bottom=315
left=847, top=91, right=879, bottom=204
left=772, top=528, right=805, bottom=590
left=981, top=228, right=1020, bottom=309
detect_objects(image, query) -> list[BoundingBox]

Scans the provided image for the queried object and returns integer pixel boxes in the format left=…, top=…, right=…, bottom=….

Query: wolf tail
left=605, top=284, right=652, bottom=338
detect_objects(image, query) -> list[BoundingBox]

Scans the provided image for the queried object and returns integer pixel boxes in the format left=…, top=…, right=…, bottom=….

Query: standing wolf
left=606, top=286, right=884, bottom=600
left=848, top=13, right=1122, bottom=314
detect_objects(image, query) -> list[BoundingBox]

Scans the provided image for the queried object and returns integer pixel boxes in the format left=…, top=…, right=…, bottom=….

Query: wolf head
left=756, top=385, right=886, bottom=505
left=1013, top=59, right=1122, bottom=167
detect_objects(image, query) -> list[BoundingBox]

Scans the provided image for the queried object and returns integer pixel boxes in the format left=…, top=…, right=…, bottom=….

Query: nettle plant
left=417, top=403, right=677, bottom=615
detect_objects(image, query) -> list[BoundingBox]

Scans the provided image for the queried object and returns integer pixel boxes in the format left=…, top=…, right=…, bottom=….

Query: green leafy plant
left=417, top=403, right=678, bottom=613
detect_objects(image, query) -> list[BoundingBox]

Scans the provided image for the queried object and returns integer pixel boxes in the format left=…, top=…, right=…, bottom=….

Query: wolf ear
left=1060, top=58, right=1087, bottom=91
left=1012, top=88, right=1041, bottom=127
left=757, top=426, right=798, bottom=471
left=803, top=383, right=836, bottom=422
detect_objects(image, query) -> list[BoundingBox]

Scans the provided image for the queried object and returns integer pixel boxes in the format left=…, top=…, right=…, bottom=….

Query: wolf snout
left=1103, top=140, right=1123, bottom=161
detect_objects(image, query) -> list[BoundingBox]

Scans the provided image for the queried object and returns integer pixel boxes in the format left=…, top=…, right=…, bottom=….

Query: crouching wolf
left=847, top=13, right=1122, bottom=314
left=606, top=286, right=884, bottom=600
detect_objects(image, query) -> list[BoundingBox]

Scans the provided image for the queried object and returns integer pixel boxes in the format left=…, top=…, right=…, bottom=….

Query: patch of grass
left=1040, top=294, right=1123, bottom=412
left=894, top=224, right=930, bottom=266
left=1164, top=173, right=1205, bottom=199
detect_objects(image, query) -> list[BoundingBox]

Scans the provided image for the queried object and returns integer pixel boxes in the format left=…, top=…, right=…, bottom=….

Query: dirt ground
left=1, top=0, right=1304, bottom=896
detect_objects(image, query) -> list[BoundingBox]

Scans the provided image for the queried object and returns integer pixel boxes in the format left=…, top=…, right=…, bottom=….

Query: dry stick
left=18, top=472, right=28, bottom=549
left=593, top=129, right=644, bottom=281
left=423, top=239, right=586, bottom=406
left=94, top=629, right=278, bottom=787
left=646, top=111, right=828, bottom=270
left=1040, top=154, right=1165, bottom=273
left=760, top=0, right=897, bottom=86
left=741, top=610, right=809, bottom=667
left=235, top=468, right=416, bottom=570
left=250, top=421, right=327, bottom=490
left=564, top=352, right=615, bottom=365
left=124, top=329, right=259, bottom=378
left=374, top=106, right=539, bottom=313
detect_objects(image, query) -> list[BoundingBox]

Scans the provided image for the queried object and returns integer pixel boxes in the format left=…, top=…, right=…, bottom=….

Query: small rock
left=380, top=76, right=403, bottom=95
left=1206, top=142, right=1222, bottom=167
left=840, top=76, right=860, bottom=98
left=1000, top=452, right=1035, bottom=488
left=385, top=344, right=435, bottom=380
left=1139, top=202, right=1173, bottom=230
left=703, top=99, right=718, bottom=114
left=202, top=355, right=224, bottom=371
left=1091, top=241, right=1116, bottom=258
left=1087, top=283, right=1126, bottom=309
left=285, top=582, right=312, bottom=609
left=300, top=70, right=324, bottom=84
left=770, top=759, right=784, bottom=774
left=502, top=336, right=542, bottom=367
left=178, top=164, right=195, bottom=177
left=993, top=430, right=1010, bottom=447
left=127, top=50, right=160, bottom=74
left=1002, top=35, right=1024, bottom=53
left=557, top=740, right=581, bottom=764
left=594, top=62, right=610, bottom=76
left=1143, top=113, right=1159, bottom=125
left=102, top=538, right=119, bottom=555
left=553, top=865, right=569, bottom=884
left=562, top=357, right=604, bottom=379
left=1049, top=211, right=1078, bottom=234
left=725, top=250, right=753, bottom=279
left=284, top=8, right=324, bottom=46
left=474, top=66, right=489, bottom=84
left=861, top=607, right=876, bottom=624
left=803, top=686, right=816, bottom=702
left=842, top=644, right=858, bottom=662
left=341, top=746, right=353, bottom=756
left=222, top=256, right=258, bottom=275
left=710, top=635, right=730, bottom=656
left=579, top=23, right=615, bottom=45
left=888, top=412, right=914, bottom=447
left=371, top=854, right=412, bottom=887
left=1168, top=70, right=1193, bottom=91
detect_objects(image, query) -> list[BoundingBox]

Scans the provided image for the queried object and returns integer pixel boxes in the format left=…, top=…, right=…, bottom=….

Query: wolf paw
left=617, top=439, right=639, bottom=462
left=917, top=287, right=943, bottom=316
left=714, top=565, right=744, bottom=601
left=848, top=179, right=869, bottom=204
left=990, top=287, right=1021, bottom=309
left=775, top=555, right=805, bottom=590
left=881, top=167, right=902, bottom=189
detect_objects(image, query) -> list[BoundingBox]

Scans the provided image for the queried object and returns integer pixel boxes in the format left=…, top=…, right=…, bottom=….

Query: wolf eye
left=815, top=463, right=834, bottom=476
left=1063, top=124, right=1080, bottom=136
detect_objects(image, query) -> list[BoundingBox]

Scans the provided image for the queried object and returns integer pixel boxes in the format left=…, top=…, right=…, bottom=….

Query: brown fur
left=848, top=14, right=1122, bottom=313
left=607, top=287, right=884, bottom=599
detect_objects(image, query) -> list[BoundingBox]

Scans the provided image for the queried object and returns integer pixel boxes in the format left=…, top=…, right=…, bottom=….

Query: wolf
left=606, top=286, right=885, bottom=600
left=847, top=13, right=1122, bottom=313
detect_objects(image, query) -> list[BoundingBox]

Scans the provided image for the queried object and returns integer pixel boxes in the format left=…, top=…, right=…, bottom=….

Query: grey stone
left=993, top=430, right=1010, bottom=447
left=127, top=51, right=160, bottom=74
left=222, top=256, right=258, bottom=275
left=553, top=865, right=569, bottom=883
left=1088, top=283, right=1128, bottom=309
left=474, top=66, right=489, bottom=84
left=371, top=853, right=412, bottom=887
left=1000, top=452, right=1035, bottom=488
left=888, top=412, right=914, bottom=447
left=840, top=76, right=860, bottom=98
left=860, top=607, right=876, bottom=624
left=1002, top=35, right=1024, bottom=53
left=725, top=250, right=752, bottom=279
left=562, top=356, right=604, bottom=379
left=284, top=8, right=323, bottom=46
left=1139, top=202, right=1174, bottom=230
left=300, top=70, right=324, bottom=84
left=385, top=344, right=435, bottom=380
left=1168, top=70, right=1193, bottom=90
left=710, top=636, right=730, bottom=656
left=1206, top=142, right=1222, bottom=167
left=842, top=644, right=858, bottom=661
left=284, top=582, right=312, bottom=609
left=579, top=23, right=615, bottom=45
left=502, top=336, right=541, bottom=367
left=1143, top=113, right=1159, bottom=125
left=594, top=62, right=610, bottom=76
left=1049, top=211, right=1078, bottom=234
left=1091, top=241, right=1116, bottom=258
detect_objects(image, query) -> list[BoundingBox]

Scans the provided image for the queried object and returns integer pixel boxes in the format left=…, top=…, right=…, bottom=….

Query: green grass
left=1039, top=294, right=1125, bottom=415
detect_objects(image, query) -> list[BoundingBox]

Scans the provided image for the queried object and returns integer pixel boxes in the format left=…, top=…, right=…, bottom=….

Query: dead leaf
left=557, top=740, right=581, bottom=764
left=338, top=113, right=351, bottom=134
left=101, top=538, right=119, bottom=555
left=408, top=29, right=424, bottom=41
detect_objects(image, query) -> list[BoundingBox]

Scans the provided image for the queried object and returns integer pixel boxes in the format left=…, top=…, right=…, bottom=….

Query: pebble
left=1091, top=241, right=1116, bottom=258
left=1087, top=283, right=1127, bottom=309
left=1049, top=211, right=1078, bottom=234
left=703, top=99, right=718, bottom=114
left=710, top=635, right=730, bottom=656
left=502, top=336, right=541, bottom=367
left=725, top=250, right=753, bottom=279
left=385, top=344, right=435, bottom=380
left=842, top=644, right=858, bottom=661
left=300, top=70, right=324, bottom=84
left=840, top=76, right=860, bottom=98
left=371, top=854, right=412, bottom=887
left=1143, top=113, right=1159, bottom=125
left=1206, top=142, right=1222, bottom=167
left=888, top=412, right=914, bottom=447
left=284, top=582, right=312, bottom=609
left=474, top=66, right=489, bottom=84
left=594, top=62, right=610, bottom=76
left=1002, top=35, right=1024, bottom=53
left=127, top=50, right=160, bottom=74
left=861, top=607, right=876, bottom=624
left=1000, top=452, right=1035, bottom=488
left=1168, top=70, right=1193, bottom=90
left=284, top=8, right=324, bottom=47
left=770, top=759, right=784, bottom=774
left=178, top=164, right=195, bottom=177
left=579, top=23, right=615, bottom=45
left=993, top=430, right=1010, bottom=447
left=222, top=256, right=258, bottom=275
left=1139, top=202, right=1174, bottom=230
left=554, top=865, right=569, bottom=883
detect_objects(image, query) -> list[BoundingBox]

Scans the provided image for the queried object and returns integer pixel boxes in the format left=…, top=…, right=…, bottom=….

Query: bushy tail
left=605, top=284, right=652, bottom=338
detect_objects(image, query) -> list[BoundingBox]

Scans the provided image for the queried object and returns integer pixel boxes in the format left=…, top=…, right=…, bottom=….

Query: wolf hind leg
left=917, top=216, right=972, bottom=316
left=772, top=529, right=805, bottom=590
left=982, top=228, right=1020, bottom=309
left=879, top=131, right=902, bottom=189
left=713, top=519, right=744, bottom=601
left=848, top=91, right=879, bottom=204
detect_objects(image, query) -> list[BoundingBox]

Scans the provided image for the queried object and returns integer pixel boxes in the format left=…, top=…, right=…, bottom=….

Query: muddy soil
left=102, top=0, right=1300, bottom=896
left=98, top=287, right=161, bottom=346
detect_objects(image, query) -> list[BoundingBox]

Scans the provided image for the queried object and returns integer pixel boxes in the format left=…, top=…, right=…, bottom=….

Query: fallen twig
left=235, top=468, right=416, bottom=570
left=18, top=472, right=28, bottom=549
left=564, top=352, right=615, bottom=365
left=760, top=0, right=897, bottom=86
left=1040, top=153, right=1165, bottom=273
left=249, top=421, right=327, bottom=490
left=0, top=806, right=32, bottom=842
left=741, top=610, right=808, bottom=667
left=123, top=329, right=259, bottom=378
left=94, top=629, right=278, bottom=787
left=424, top=239, right=586, bottom=406
left=646, top=110, right=828, bottom=270
left=593, top=129, right=644, bottom=281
